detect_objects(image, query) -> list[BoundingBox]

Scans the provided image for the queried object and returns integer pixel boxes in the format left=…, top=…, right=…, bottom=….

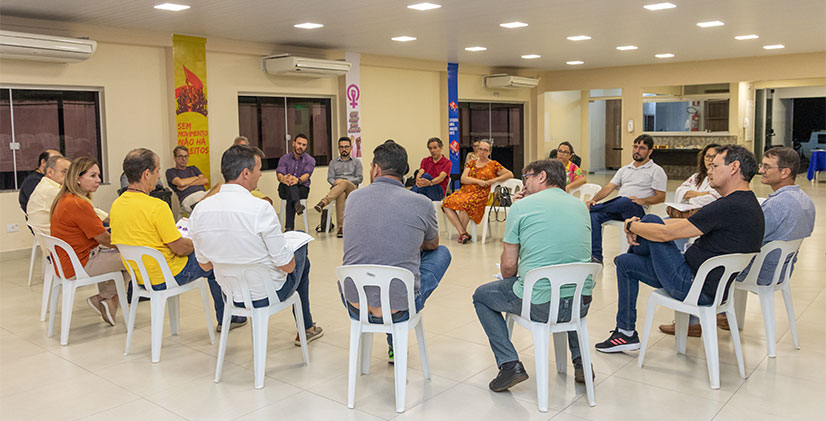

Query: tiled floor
left=1, top=174, right=824, bottom=420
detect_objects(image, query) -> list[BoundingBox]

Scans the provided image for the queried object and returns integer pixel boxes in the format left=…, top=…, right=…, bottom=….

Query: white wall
left=588, top=100, right=606, bottom=171
left=547, top=90, right=582, bottom=158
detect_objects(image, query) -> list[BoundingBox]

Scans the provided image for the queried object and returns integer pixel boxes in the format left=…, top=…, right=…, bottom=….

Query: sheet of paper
left=664, top=202, right=701, bottom=212
left=176, top=217, right=190, bottom=238
left=283, top=231, right=314, bottom=252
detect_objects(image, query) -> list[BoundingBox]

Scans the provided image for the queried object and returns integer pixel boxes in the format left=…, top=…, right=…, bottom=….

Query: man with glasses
left=166, top=145, right=208, bottom=213
left=585, top=134, right=667, bottom=263
left=313, top=137, right=362, bottom=238
left=595, top=144, right=764, bottom=353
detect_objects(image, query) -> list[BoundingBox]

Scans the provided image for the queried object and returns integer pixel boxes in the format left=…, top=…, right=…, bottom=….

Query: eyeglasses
left=556, top=149, right=571, bottom=155
left=759, top=163, right=783, bottom=171
left=339, top=145, right=351, bottom=149
left=175, top=154, right=188, bottom=158
left=521, top=172, right=536, bottom=181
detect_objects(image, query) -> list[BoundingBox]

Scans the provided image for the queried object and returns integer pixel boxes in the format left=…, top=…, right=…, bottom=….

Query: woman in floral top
left=555, top=141, right=586, bottom=192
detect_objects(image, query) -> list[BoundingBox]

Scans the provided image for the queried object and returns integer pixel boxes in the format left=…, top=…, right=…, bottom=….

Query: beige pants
left=181, top=190, right=207, bottom=214
left=84, top=248, right=128, bottom=300
left=322, top=180, right=357, bottom=228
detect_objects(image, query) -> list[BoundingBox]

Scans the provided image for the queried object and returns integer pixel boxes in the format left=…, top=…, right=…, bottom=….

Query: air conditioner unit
left=0, top=30, right=97, bottom=63
left=484, top=74, right=540, bottom=89
left=263, top=54, right=352, bottom=77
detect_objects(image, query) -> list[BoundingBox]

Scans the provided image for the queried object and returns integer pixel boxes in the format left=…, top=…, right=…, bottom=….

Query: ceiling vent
left=0, top=30, right=97, bottom=63
left=484, top=74, right=540, bottom=89
left=263, top=54, right=352, bottom=77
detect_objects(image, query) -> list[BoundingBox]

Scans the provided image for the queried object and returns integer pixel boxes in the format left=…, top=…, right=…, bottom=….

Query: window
left=458, top=102, right=524, bottom=176
left=238, top=95, right=332, bottom=169
left=0, top=88, right=103, bottom=191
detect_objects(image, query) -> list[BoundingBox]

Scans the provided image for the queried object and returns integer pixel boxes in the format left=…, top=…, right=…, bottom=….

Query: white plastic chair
left=602, top=220, right=630, bottom=257
left=337, top=265, right=431, bottom=413
left=570, top=183, right=601, bottom=202
left=212, top=262, right=310, bottom=389
left=37, top=232, right=129, bottom=346
left=732, top=239, right=804, bottom=358
left=480, top=178, right=523, bottom=244
left=116, top=244, right=215, bottom=363
left=638, top=252, right=758, bottom=389
left=27, top=235, right=38, bottom=286
left=506, top=263, right=602, bottom=411
left=280, top=199, right=310, bottom=233
left=28, top=225, right=55, bottom=321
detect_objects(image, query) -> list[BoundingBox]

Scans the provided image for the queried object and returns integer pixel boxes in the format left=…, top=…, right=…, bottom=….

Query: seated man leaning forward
left=313, top=136, right=363, bottom=238
left=595, top=145, right=764, bottom=352
left=586, top=134, right=667, bottom=263
left=473, top=159, right=595, bottom=391
left=111, top=148, right=247, bottom=332
left=340, top=139, right=451, bottom=362
left=189, top=145, right=323, bottom=344
left=410, top=137, right=452, bottom=201
left=166, top=145, right=209, bottom=213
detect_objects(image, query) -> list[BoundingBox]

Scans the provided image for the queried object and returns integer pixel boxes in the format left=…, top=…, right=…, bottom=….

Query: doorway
left=604, top=99, right=623, bottom=169
left=589, top=95, right=622, bottom=171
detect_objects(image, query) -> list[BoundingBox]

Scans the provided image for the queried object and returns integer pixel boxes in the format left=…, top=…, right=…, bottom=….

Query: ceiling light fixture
left=763, top=44, right=785, bottom=49
left=616, top=45, right=639, bottom=51
left=566, top=60, right=584, bottom=65
left=500, top=22, right=528, bottom=29
left=391, top=36, right=417, bottom=42
left=567, top=35, right=591, bottom=41
left=521, top=54, right=541, bottom=59
left=407, top=3, right=441, bottom=11
left=697, top=20, right=725, bottom=28
left=154, top=3, right=189, bottom=11
left=294, top=23, right=324, bottom=29
left=735, top=34, right=759, bottom=40
left=643, top=3, right=676, bottom=11
left=655, top=53, right=675, bottom=58
left=465, top=46, right=487, bottom=52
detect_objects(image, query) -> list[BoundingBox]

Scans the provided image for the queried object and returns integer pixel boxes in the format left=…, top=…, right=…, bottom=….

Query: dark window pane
left=261, top=98, right=286, bottom=169
left=238, top=101, right=260, bottom=148
left=13, top=90, right=60, bottom=173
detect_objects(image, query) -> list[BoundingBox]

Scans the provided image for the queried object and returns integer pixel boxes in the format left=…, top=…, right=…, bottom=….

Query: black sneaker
left=595, top=330, right=640, bottom=353
left=572, top=356, right=595, bottom=384
left=489, top=361, right=529, bottom=392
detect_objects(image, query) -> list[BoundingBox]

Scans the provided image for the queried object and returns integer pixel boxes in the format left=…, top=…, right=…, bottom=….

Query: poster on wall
left=447, top=62, right=459, bottom=190
left=345, top=52, right=362, bottom=158
left=173, top=34, right=211, bottom=185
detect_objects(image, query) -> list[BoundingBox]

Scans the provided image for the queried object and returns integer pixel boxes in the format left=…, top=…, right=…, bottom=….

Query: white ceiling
left=1, top=0, right=824, bottom=70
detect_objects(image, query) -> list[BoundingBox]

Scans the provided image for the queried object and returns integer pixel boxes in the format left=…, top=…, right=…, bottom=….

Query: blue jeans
left=342, top=245, right=451, bottom=346
left=231, top=244, right=314, bottom=330
left=410, top=172, right=445, bottom=201
left=589, top=197, right=645, bottom=262
left=473, top=277, right=591, bottom=367
left=614, top=214, right=712, bottom=331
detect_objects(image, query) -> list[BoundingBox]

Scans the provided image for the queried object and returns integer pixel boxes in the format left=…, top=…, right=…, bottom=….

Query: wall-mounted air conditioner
left=484, top=74, right=540, bottom=89
left=263, top=54, right=351, bottom=77
left=0, top=30, right=97, bottom=63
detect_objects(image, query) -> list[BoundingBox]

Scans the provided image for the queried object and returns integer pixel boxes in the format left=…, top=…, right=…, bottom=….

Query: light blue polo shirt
left=504, top=187, right=593, bottom=304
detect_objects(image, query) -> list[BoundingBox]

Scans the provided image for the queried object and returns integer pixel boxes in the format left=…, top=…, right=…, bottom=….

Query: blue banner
left=447, top=62, right=459, bottom=190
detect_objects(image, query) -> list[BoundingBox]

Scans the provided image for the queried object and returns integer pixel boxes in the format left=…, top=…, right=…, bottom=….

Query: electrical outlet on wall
left=7, top=224, right=19, bottom=233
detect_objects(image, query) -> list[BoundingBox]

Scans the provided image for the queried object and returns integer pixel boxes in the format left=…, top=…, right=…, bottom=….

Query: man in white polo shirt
left=585, top=134, right=667, bottom=263
left=189, top=145, right=323, bottom=345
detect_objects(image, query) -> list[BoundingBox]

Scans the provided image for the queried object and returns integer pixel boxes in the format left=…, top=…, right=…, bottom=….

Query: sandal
left=460, top=233, right=472, bottom=244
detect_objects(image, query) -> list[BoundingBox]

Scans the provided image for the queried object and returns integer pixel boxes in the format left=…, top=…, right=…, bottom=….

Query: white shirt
left=27, top=176, right=61, bottom=234
left=674, top=173, right=720, bottom=206
left=610, top=160, right=668, bottom=199
left=189, top=183, right=293, bottom=302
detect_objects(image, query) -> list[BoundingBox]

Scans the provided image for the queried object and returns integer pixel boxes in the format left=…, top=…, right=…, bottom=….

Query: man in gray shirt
left=313, top=137, right=363, bottom=237
left=340, top=139, right=451, bottom=361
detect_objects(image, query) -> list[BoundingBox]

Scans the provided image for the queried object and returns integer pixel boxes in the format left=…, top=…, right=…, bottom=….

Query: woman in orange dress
left=442, top=139, right=513, bottom=243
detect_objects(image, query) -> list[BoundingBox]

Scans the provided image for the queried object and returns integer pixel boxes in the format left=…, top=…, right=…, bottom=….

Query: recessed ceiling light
left=735, top=34, right=759, bottom=40
left=616, top=45, right=639, bottom=51
left=763, top=44, right=785, bottom=49
left=407, top=3, right=441, bottom=11
left=500, top=22, right=528, bottom=29
left=567, top=35, right=591, bottom=41
left=154, top=3, right=189, bottom=11
left=391, top=36, right=417, bottom=42
left=294, top=23, right=324, bottom=29
left=521, top=54, right=541, bottom=59
left=644, top=2, right=676, bottom=11
left=465, top=46, right=487, bottom=52
left=655, top=53, right=675, bottom=58
left=566, top=60, right=584, bottom=65
left=697, top=20, right=725, bottom=28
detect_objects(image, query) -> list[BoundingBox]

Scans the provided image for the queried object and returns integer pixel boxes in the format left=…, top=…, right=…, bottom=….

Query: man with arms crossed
left=313, top=136, right=363, bottom=238
left=586, top=134, right=667, bottom=263
left=596, top=145, right=764, bottom=352
left=166, top=145, right=209, bottom=213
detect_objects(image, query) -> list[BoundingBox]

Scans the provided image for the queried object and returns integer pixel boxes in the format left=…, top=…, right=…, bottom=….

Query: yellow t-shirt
left=110, top=191, right=187, bottom=285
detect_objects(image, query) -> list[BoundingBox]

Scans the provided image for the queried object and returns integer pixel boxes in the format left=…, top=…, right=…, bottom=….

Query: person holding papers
left=189, top=145, right=323, bottom=345
left=667, top=144, right=721, bottom=218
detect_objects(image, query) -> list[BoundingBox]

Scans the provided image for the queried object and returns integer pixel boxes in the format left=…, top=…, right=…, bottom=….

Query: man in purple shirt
left=166, top=145, right=209, bottom=213
left=276, top=134, right=315, bottom=231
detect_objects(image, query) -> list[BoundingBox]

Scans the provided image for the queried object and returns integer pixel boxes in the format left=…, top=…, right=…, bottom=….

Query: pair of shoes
left=294, top=323, right=324, bottom=346
left=216, top=317, right=248, bottom=332
left=295, top=202, right=305, bottom=215
left=87, top=295, right=116, bottom=326
left=489, top=361, right=529, bottom=392
left=388, top=345, right=394, bottom=364
left=572, top=356, right=595, bottom=384
left=313, top=201, right=325, bottom=213
left=336, top=228, right=343, bottom=238
left=717, top=313, right=730, bottom=330
left=595, top=330, right=641, bottom=353
left=658, top=322, right=702, bottom=337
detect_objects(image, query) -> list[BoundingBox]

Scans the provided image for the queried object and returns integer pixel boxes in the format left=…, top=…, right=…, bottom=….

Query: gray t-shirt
left=610, top=160, right=667, bottom=199
left=341, top=176, right=439, bottom=310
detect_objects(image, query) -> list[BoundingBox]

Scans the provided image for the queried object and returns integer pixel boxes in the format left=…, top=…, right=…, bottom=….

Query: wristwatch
left=625, top=220, right=634, bottom=233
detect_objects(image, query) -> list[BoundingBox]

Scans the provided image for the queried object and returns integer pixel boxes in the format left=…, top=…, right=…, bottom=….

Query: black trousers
left=278, top=183, right=310, bottom=229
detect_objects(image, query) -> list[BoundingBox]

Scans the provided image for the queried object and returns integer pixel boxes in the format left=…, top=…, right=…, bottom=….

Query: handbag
left=488, top=185, right=513, bottom=223
left=315, top=209, right=335, bottom=233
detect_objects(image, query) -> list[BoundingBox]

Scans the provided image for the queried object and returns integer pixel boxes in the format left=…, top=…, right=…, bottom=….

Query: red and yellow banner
left=173, top=34, right=210, bottom=185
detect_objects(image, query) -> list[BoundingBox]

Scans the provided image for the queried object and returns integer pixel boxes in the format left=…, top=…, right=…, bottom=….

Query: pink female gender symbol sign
left=347, top=84, right=360, bottom=107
